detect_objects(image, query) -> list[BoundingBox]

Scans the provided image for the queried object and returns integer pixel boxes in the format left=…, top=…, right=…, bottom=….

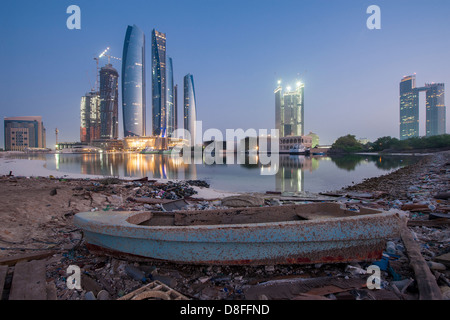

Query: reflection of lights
left=54, top=153, right=60, bottom=170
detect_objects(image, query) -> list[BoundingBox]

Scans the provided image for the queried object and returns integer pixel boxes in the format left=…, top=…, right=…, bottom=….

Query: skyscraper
left=425, top=83, right=446, bottom=137
left=80, top=91, right=101, bottom=143
left=400, top=75, right=446, bottom=140
left=4, top=116, right=46, bottom=151
left=275, top=81, right=304, bottom=138
left=399, top=75, right=419, bottom=140
left=151, top=29, right=166, bottom=137
left=166, top=56, right=175, bottom=137
left=184, top=74, right=197, bottom=146
left=99, top=64, right=119, bottom=139
left=122, top=25, right=146, bottom=137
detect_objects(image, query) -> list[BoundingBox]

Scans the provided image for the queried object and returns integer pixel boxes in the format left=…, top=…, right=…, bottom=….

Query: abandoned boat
left=73, top=202, right=405, bottom=265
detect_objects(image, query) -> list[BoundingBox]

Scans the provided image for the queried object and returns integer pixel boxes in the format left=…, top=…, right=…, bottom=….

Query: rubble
left=0, top=151, right=448, bottom=300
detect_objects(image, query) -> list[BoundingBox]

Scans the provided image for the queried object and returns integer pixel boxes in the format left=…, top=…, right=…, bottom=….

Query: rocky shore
left=0, top=151, right=448, bottom=300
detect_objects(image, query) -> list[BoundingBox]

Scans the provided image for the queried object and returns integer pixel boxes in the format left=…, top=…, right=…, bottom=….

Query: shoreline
left=0, top=150, right=448, bottom=300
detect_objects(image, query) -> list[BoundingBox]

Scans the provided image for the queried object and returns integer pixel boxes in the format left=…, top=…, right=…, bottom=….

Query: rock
left=434, top=192, right=450, bottom=200
left=435, top=252, right=450, bottom=267
left=221, top=195, right=264, bottom=207
left=427, top=261, right=447, bottom=271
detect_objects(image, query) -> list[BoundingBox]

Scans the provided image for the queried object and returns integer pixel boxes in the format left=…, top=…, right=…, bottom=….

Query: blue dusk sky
left=1, top=0, right=450, bottom=147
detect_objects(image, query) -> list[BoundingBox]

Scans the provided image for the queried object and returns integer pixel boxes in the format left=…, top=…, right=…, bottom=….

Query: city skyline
left=1, top=0, right=450, bottom=148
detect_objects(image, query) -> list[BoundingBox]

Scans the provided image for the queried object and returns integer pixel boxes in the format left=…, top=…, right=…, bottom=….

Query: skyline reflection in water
left=15, top=153, right=420, bottom=193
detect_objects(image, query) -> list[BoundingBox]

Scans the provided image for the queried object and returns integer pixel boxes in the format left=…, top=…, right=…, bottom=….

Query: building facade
left=4, top=116, right=46, bottom=151
left=425, top=83, right=446, bottom=137
left=400, top=75, right=446, bottom=140
left=151, top=29, right=167, bottom=137
left=80, top=91, right=101, bottom=143
left=184, top=74, right=197, bottom=146
left=399, top=75, right=420, bottom=140
left=275, top=82, right=305, bottom=138
left=166, top=56, right=176, bottom=137
left=122, top=24, right=146, bottom=137
left=99, top=64, right=119, bottom=140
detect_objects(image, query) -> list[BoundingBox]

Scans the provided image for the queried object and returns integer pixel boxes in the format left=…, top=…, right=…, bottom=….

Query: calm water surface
left=15, top=153, right=421, bottom=193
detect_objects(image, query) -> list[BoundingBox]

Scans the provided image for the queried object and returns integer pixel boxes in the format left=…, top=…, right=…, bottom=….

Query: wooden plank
left=400, top=224, right=443, bottom=300
left=0, top=265, right=8, bottom=300
left=9, top=260, right=47, bottom=300
left=0, top=251, right=55, bottom=266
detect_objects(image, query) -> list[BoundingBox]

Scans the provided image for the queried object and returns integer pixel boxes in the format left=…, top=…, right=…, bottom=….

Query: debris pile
left=0, top=151, right=448, bottom=300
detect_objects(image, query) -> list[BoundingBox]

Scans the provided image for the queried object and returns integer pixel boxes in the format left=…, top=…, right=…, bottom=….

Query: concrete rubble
left=0, top=151, right=448, bottom=300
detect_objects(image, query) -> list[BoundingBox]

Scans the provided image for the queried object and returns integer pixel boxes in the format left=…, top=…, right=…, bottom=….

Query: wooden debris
left=0, top=265, right=8, bottom=300
left=9, top=260, right=48, bottom=300
left=0, top=251, right=56, bottom=266
left=399, top=223, right=443, bottom=300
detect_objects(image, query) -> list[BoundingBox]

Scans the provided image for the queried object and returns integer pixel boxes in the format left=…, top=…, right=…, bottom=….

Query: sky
left=1, top=0, right=450, bottom=148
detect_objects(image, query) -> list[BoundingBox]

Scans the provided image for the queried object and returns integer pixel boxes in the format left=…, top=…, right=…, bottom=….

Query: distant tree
left=330, top=134, right=364, bottom=153
left=372, top=136, right=400, bottom=151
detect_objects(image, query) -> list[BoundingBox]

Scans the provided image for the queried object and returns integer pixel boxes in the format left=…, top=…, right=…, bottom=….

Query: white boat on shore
left=289, top=144, right=310, bottom=155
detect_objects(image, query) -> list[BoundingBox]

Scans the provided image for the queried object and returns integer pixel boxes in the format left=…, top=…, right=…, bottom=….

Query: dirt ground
left=0, top=151, right=449, bottom=300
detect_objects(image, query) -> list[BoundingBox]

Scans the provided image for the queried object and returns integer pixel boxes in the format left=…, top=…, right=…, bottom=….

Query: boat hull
left=74, top=204, right=404, bottom=265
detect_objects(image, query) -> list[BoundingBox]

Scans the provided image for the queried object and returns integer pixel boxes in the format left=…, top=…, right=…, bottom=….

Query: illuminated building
left=184, top=74, right=197, bottom=146
left=122, top=25, right=146, bottom=137
left=425, top=83, right=446, bottom=136
left=4, top=116, right=46, bottom=151
left=166, top=56, right=176, bottom=137
left=151, top=29, right=166, bottom=137
left=80, top=91, right=101, bottom=143
left=399, top=75, right=419, bottom=140
left=400, top=75, right=446, bottom=140
left=275, top=81, right=305, bottom=138
left=99, top=64, right=119, bottom=140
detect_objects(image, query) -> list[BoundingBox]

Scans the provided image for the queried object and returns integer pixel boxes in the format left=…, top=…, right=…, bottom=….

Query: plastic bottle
left=386, top=241, right=396, bottom=255
left=125, top=265, right=147, bottom=282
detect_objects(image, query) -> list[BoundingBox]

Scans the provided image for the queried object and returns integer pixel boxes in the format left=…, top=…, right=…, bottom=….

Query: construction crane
left=93, top=47, right=122, bottom=91
left=99, top=47, right=122, bottom=65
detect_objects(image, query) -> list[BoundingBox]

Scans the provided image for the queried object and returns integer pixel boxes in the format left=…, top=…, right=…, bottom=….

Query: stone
left=221, top=195, right=264, bottom=207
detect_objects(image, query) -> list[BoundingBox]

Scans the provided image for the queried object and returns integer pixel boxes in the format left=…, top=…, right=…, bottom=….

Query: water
left=14, top=152, right=421, bottom=193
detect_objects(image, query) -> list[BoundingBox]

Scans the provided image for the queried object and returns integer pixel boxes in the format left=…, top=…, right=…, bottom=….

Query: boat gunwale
left=73, top=204, right=406, bottom=241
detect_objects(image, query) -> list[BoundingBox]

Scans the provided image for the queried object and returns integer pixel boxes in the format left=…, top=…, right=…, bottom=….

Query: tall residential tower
left=399, top=75, right=419, bottom=140
left=80, top=91, right=100, bottom=143
left=99, top=64, right=119, bottom=139
left=425, top=83, right=446, bottom=137
left=400, top=75, right=446, bottom=140
left=275, top=81, right=305, bottom=138
left=184, top=74, right=197, bottom=146
left=122, top=25, right=146, bottom=137
left=151, top=29, right=166, bottom=137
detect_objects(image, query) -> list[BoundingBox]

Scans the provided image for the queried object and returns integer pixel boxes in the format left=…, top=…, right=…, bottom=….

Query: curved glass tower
left=166, top=57, right=175, bottom=137
left=122, top=25, right=146, bottom=137
left=184, top=74, right=197, bottom=146
left=151, top=29, right=166, bottom=137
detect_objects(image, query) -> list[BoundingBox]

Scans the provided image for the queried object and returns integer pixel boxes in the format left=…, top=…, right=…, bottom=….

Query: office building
left=99, top=64, right=119, bottom=139
left=80, top=91, right=101, bottom=143
left=400, top=75, right=446, bottom=140
left=184, top=74, right=197, bottom=146
left=425, top=83, right=446, bottom=137
left=166, top=56, right=176, bottom=137
left=4, top=116, right=46, bottom=151
left=275, top=81, right=305, bottom=138
left=122, top=25, right=146, bottom=137
left=399, top=75, right=420, bottom=140
left=151, top=29, right=166, bottom=137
